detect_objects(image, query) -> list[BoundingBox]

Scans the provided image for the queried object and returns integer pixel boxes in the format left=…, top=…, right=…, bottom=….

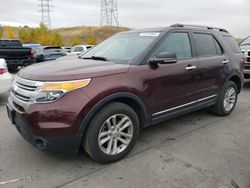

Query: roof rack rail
left=170, top=24, right=228, bottom=33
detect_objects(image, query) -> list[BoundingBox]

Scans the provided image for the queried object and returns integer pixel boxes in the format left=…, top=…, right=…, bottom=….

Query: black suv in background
left=0, top=39, right=35, bottom=71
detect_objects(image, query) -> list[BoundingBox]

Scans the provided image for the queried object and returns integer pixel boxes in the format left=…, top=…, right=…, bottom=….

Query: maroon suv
left=7, top=24, right=244, bottom=163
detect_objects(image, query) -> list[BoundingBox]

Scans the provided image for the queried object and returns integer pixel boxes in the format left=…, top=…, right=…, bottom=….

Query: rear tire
left=211, top=81, right=238, bottom=116
left=83, top=102, right=139, bottom=164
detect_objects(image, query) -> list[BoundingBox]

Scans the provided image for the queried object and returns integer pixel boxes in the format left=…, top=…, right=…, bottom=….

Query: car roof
left=119, top=24, right=230, bottom=36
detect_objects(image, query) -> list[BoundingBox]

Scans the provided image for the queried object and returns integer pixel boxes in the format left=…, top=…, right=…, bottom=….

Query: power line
left=100, top=0, right=119, bottom=26
left=38, top=0, right=52, bottom=28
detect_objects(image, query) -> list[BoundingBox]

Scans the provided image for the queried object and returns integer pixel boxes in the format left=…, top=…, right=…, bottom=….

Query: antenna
left=100, top=0, right=119, bottom=26
left=38, top=0, right=52, bottom=28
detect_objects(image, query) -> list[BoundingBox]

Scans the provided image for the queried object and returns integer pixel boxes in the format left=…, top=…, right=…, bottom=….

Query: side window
left=77, top=47, right=84, bottom=52
left=193, top=33, right=220, bottom=57
left=154, top=32, right=192, bottom=59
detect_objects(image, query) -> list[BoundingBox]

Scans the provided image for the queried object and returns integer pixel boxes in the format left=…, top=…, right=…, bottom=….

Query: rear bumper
left=6, top=59, right=35, bottom=67
left=6, top=103, right=82, bottom=153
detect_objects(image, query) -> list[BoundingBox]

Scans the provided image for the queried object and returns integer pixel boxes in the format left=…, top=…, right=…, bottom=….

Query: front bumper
left=6, top=89, right=91, bottom=153
left=6, top=103, right=82, bottom=153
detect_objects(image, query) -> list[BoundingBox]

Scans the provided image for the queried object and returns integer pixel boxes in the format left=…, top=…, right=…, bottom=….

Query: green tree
left=0, top=25, right=3, bottom=38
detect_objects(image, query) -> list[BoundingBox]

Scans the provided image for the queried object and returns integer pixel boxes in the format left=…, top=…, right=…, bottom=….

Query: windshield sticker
left=139, top=32, right=160, bottom=37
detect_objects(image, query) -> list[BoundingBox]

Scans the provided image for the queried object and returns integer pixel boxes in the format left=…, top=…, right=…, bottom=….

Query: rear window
left=222, top=36, right=241, bottom=53
left=193, top=33, right=222, bottom=57
left=0, top=40, right=22, bottom=47
left=44, top=47, right=62, bottom=50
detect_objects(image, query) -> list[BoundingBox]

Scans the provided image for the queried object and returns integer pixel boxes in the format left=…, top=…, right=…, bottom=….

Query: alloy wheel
left=98, top=114, right=133, bottom=155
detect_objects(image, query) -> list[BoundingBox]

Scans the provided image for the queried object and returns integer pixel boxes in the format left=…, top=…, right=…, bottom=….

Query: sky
left=0, top=0, right=249, bottom=38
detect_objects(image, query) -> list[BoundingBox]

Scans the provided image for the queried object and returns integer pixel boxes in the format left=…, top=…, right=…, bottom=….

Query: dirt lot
left=0, top=83, right=250, bottom=188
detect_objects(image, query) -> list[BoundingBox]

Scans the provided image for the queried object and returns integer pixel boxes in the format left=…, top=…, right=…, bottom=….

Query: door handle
left=185, top=65, right=197, bottom=71
left=222, top=60, right=229, bottom=65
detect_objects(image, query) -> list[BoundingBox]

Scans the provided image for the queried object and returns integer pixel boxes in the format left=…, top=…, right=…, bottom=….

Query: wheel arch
left=78, top=92, right=149, bottom=138
left=226, top=72, right=244, bottom=93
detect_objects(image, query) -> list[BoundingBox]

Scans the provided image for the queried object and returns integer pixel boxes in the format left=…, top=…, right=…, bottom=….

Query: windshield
left=80, top=32, right=160, bottom=63
left=241, top=36, right=250, bottom=46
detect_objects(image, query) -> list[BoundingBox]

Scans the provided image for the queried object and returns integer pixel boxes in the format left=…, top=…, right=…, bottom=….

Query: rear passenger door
left=191, top=32, right=229, bottom=99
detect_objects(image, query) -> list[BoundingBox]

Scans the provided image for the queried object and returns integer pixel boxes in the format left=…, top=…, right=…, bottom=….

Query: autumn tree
left=5, top=26, right=15, bottom=39
left=87, top=36, right=97, bottom=45
left=70, top=36, right=82, bottom=46
left=18, top=23, right=64, bottom=46
left=0, top=25, right=3, bottom=38
left=51, top=33, right=63, bottom=46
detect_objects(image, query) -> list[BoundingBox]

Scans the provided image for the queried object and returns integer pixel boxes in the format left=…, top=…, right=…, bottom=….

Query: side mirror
left=149, top=52, right=177, bottom=65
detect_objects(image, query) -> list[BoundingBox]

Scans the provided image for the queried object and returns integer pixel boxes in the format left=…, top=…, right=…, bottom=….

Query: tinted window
left=223, top=36, right=241, bottom=53
left=193, top=33, right=220, bottom=57
left=155, top=33, right=192, bottom=59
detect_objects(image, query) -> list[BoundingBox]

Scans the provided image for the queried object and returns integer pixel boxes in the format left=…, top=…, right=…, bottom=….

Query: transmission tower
left=100, top=0, right=119, bottom=26
left=38, top=0, right=52, bottom=28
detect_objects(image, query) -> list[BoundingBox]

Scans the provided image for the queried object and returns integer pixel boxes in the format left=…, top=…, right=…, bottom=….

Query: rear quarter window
left=222, top=36, right=241, bottom=53
left=193, top=33, right=222, bottom=57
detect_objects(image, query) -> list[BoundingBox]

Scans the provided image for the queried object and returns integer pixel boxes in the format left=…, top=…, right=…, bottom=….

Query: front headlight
left=35, top=79, right=91, bottom=103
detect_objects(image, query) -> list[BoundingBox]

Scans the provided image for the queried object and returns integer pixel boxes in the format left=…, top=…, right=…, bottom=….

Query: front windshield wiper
left=82, top=56, right=109, bottom=61
left=240, top=43, right=250, bottom=46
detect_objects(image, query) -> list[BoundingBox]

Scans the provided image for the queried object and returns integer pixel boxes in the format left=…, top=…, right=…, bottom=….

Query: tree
left=87, top=36, right=97, bottom=45
left=51, top=33, right=63, bottom=46
left=70, top=36, right=82, bottom=46
left=0, top=25, right=3, bottom=38
left=5, top=26, right=15, bottom=39
left=18, top=27, right=35, bottom=43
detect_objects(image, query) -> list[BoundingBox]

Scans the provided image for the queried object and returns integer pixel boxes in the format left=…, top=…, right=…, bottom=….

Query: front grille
left=11, top=76, right=44, bottom=103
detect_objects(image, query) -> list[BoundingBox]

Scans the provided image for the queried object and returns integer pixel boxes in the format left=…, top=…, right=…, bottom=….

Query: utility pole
left=100, top=0, right=119, bottom=26
left=38, top=0, right=52, bottom=28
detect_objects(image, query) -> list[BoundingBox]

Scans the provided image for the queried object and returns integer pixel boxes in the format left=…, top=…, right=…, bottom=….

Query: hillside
left=0, top=24, right=243, bottom=46
left=52, top=26, right=130, bottom=46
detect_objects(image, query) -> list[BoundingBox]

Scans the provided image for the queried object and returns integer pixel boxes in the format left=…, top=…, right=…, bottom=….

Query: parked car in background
left=7, top=24, right=244, bottom=163
left=0, top=58, right=13, bottom=94
left=240, top=36, right=250, bottom=79
left=62, top=47, right=72, bottom=54
left=0, top=39, right=35, bottom=72
left=42, top=46, right=67, bottom=61
left=23, top=44, right=44, bottom=63
left=69, top=45, right=93, bottom=55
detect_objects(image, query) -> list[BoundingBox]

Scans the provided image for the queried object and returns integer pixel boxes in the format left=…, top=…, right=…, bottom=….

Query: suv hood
left=18, top=58, right=130, bottom=81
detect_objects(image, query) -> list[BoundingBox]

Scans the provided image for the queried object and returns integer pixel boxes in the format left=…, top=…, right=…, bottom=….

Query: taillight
left=0, top=68, right=7, bottom=75
left=29, top=49, right=35, bottom=59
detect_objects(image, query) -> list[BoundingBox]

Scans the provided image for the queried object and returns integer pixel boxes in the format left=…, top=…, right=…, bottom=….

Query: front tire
left=212, top=81, right=238, bottom=116
left=83, top=102, right=139, bottom=164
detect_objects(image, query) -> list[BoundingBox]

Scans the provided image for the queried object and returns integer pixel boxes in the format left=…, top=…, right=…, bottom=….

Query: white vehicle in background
left=0, top=59, right=13, bottom=94
left=62, top=46, right=72, bottom=54
left=68, top=45, right=94, bottom=55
